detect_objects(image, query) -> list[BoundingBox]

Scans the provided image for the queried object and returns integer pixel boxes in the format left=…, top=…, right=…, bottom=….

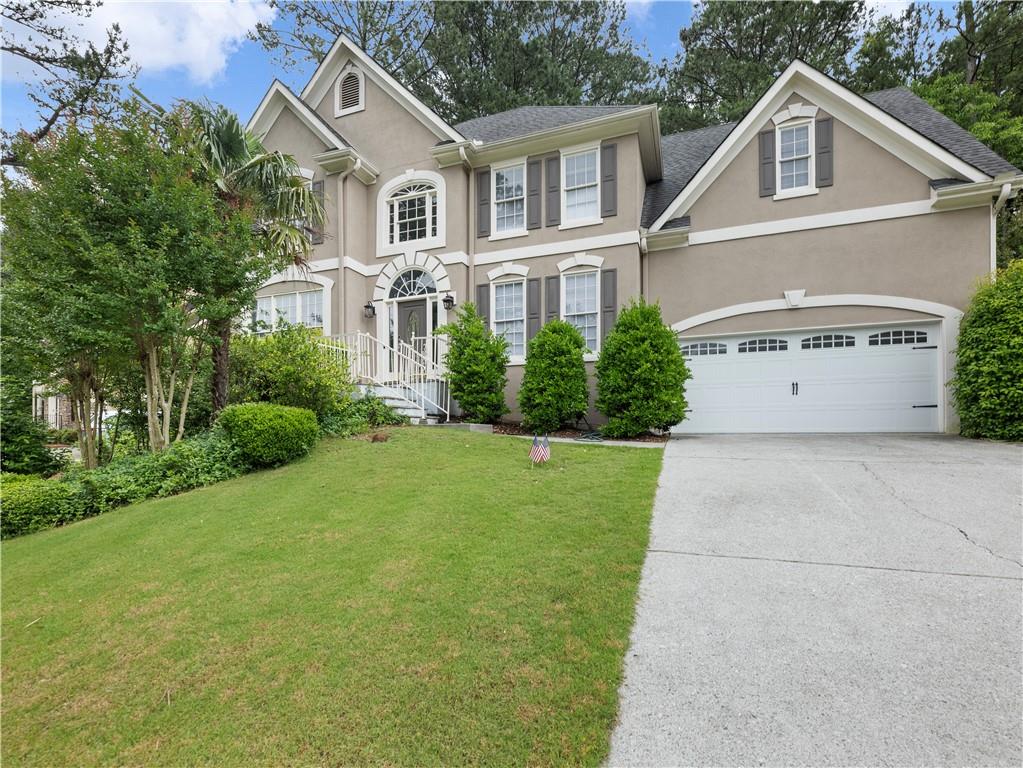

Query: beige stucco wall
left=682, top=306, right=939, bottom=337
left=686, top=91, right=932, bottom=231
left=474, top=133, right=645, bottom=256
left=649, top=206, right=991, bottom=329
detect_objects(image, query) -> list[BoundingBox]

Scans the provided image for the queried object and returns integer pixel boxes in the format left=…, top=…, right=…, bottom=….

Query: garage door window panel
left=801, top=334, right=855, bottom=350
left=868, top=329, right=927, bottom=346
left=738, top=338, right=788, bottom=353
left=681, top=341, right=727, bottom=357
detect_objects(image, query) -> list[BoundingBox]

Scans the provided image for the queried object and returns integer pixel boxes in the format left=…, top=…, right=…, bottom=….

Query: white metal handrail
left=321, top=331, right=449, bottom=419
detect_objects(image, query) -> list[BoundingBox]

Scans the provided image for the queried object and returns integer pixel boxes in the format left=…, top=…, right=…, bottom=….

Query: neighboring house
left=248, top=35, right=1021, bottom=433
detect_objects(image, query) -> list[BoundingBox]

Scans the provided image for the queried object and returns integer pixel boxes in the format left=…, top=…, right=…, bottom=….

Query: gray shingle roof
left=863, top=87, right=1019, bottom=177
left=641, top=123, right=735, bottom=227
left=454, top=105, right=642, bottom=144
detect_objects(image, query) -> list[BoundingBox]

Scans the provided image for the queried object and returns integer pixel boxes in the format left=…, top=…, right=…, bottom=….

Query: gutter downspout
left=335, top=160, right=359, bottom=336
left=462, top=146, right=475, bottom=299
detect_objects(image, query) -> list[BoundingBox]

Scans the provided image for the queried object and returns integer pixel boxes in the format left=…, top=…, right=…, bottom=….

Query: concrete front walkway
left=609, top=434, right=1022, bottom=767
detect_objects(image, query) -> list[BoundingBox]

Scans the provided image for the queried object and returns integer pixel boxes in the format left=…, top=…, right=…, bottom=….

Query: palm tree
left=176, top=101, right=324, bottom=415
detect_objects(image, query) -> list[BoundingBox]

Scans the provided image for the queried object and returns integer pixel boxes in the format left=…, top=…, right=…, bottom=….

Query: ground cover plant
left=2, top=428, right=662, bottom=766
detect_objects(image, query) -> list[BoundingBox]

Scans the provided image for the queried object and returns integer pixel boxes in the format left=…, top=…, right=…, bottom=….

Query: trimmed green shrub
left=596, top=299, right=691, bottom=438
left=437, top=303, right=509, bottom=423
left=952, top=261, right=1023, bottom=440
left=320, top=394, right=409, bottom=437
left=518, top=320, right=589, bottom=433
left=0, top=474, right=86, bottom=538
left=218, top=402, right=320, bottom=467
left=230, top=324, right=352, bottom=420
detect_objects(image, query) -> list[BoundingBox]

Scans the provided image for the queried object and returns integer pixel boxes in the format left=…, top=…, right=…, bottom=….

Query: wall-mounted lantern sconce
left=442, top=293, right=455, bottom=311
left=363, top=301, right=376, bottom=319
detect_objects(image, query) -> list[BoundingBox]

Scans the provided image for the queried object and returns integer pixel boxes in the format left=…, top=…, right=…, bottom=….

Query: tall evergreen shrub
left=952, top=261, right=1023, bottom=440
left=518, top=320, right=589, bottom=433
left=596, top=299, right=691, bottom=438
left=437, top=303, right=509, bottom=423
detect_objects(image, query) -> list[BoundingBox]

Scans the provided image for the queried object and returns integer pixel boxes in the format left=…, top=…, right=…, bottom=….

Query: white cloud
left=625, top=0, right=655, bottom=24
left=865, top=1, right=913, bottom=19
left=4, top=0, right=275, bottom=85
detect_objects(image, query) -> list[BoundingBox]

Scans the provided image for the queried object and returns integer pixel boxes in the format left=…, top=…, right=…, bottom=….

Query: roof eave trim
left=649, top=60, right=989, bottom=232
left=312, top=147, right=380, bottom=184
left=931, top=171, right=1023, bottom=210
left=248, top=80, right=347, bottom=152
left=300, top=34, right=464, bottom=144
left=434, top=105, right=663, bottom=180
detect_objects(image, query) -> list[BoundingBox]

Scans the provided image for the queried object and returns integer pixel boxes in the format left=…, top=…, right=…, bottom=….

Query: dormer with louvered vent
left=334, top=64, right=364, bottom=117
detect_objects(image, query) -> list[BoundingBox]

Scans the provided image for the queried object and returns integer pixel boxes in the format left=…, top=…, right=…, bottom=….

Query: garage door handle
left=913, top=345, right=937, bottom=350
left=912, top=404, right=938, bottom=408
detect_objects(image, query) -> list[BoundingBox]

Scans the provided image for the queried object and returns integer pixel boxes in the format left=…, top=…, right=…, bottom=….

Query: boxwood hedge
left=217, top=402, right=320, bottom=467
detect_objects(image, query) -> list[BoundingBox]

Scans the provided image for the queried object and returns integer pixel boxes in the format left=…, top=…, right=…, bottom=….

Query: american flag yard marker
left=529, top=435, right=551, bottom=465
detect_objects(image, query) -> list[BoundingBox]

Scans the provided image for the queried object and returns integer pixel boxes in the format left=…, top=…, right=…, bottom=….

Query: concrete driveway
left=609, top=434, right=1022, bottom=767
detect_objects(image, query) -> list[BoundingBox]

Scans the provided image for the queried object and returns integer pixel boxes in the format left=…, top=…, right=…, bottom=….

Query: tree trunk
left=211, top=318, right=231, bottom=418
left=962, top=1, right=980, bottom=84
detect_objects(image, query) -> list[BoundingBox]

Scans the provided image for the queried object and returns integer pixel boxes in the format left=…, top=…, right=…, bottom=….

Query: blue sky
left=1, top=0, right=692, bottom=136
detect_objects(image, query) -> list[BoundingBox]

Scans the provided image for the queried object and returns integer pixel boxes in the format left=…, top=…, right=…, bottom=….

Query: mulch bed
left=491, top=422, right=668, bottom=443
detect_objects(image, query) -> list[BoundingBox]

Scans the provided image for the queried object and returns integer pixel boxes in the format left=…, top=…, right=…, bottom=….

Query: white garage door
left=673, top=323, right=941, bottom=433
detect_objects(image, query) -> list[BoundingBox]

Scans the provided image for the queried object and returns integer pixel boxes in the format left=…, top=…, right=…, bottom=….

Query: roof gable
left=300, top=35, right=464, bottom=144
left=649, top=60, right=992, bottom=232
left=248, top=80, right=348, bottom=151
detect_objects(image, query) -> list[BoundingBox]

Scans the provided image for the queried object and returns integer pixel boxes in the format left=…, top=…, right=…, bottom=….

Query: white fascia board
left=300, top=35, right=464, bottom=143
left=649, top=60, right=989, bottom=232
left=248, top=81, right=346, bottom=152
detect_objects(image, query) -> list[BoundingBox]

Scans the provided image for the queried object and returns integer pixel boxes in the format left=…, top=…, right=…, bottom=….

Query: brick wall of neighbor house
left=246, top=37, right=1018, bottom=430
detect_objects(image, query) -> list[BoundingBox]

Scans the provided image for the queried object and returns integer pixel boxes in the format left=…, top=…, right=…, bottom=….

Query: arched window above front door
left=389, top=268, right=437, bottom=299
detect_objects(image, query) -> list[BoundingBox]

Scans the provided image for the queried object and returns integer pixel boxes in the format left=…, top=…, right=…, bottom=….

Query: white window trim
left=774, top=118, right=818, bottom=201
left=334, top=63, right=365, bottom=117
left=560, top=267, right=600, bottom=360
left=377, top=170, right=446, bottom=257
left=491, top=277, right=527, bottom=364
left=490, top=156, right=528, bottom=241
left=255, top=290, right=326, bottom=334
left=559, top=142, right=603, bottom=230
left=256, top=268, right=334, bottom=334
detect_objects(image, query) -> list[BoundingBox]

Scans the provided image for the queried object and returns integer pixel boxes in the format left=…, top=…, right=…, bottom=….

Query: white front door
left=673, top=323, right=942, bottom=433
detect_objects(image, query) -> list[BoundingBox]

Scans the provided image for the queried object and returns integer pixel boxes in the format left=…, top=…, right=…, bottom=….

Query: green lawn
left=1, top=428, right=662, bottom=766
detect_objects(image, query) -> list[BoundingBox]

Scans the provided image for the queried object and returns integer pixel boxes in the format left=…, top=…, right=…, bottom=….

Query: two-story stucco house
left=247, top=35, right=1021, bottom=434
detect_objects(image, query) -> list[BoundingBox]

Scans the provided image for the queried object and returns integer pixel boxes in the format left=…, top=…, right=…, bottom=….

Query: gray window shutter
left=476, top=168, right=490, bottom=238
left=758, top=129, right=775, bottom=198
left=310, top=180, right=325, bottom=244
left=475, top=283, right=490, bottom=327
left=545, top=155, right=560, bottom=227
left=600, top=269, right=617, bottom=344
left=544, top=275, right=560, bottom=323
left=600, top=143, right=617, bottom=217
left=526, top=278, right=541, bottom=340
left=816, top=117, right=834, bottom=188
left=526, top=158, right=541, bottom=230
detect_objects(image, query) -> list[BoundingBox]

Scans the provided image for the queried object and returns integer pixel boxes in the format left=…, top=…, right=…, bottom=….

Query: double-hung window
left=562, top=148, right=599, bottom=223
left=493, top=280, right=525, bottom=358
left=563, top=271, right=599, bottom=353
left=777, top=121, right=812, bottom=193
left=299, top=290, right=323, bottom=328
left=493, top=163, right=525, bottom=235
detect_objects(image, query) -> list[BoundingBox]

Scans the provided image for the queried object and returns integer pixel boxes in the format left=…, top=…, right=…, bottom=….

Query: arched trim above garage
left=671, top=293, right=961, bottom=333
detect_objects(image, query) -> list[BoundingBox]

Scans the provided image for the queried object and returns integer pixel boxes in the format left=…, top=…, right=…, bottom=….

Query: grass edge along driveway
left=2, top=428, right=663, bottom=767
